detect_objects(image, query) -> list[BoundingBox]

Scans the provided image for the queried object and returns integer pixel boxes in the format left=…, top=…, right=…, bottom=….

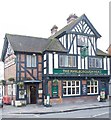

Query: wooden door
left=30, top=85, right=36, bottom=104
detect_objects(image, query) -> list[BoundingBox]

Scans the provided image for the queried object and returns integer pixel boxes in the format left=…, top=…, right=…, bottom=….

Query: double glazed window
left=63, top=80, right=80, bottom=96
left=26, top=55, right=36, bottom=67
left=87, top=80, right=98, bottom=94
left=59, top=55, right=76, bottom=67
left=89, top=57, right=102, bottom=68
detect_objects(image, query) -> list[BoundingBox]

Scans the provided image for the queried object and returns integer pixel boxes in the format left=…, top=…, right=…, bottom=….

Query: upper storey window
left=89, top=57, right=102, bottom=68
left=77, top=35, right=88, bottom=47
left=59, top=55, right=76, bottom=67
left=26, top=55, right=36, bottom=67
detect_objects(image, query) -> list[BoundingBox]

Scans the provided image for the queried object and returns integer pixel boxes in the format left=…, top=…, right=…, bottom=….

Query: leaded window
left=89, top=57, right=102, bottom=68
left=59, top=55, right=76, bottom=67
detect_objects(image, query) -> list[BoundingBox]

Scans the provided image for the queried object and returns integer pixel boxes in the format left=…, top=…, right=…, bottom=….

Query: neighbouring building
left=1, top=14, right=110, bottom=105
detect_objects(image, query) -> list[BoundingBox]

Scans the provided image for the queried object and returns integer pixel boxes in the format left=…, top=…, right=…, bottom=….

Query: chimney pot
left=51, top=25, right=58, bottom=35
left=67, top=13, right=78, bottom=24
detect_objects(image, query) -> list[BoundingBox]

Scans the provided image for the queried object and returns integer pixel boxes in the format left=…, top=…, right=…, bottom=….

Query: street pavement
left=1, top=99, right=110, bottom=115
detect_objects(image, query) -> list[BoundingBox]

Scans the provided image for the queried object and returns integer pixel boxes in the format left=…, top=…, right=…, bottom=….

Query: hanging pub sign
left=80, top=46, right=88, bottom=58
left=53, top=69, right=108, bottom=75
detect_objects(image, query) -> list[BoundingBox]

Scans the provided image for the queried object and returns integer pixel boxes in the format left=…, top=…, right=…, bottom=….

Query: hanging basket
left=8, top=77, right=15, bottom=81
left=20, top=90, right=25, bottom=95
left=53, top=79, right=58, bottom=86
left=17, top=82, right=24, bottom=88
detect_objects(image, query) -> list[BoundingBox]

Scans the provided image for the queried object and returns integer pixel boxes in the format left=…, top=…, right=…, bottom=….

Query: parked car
left=0, top=94, right=3, bottom=107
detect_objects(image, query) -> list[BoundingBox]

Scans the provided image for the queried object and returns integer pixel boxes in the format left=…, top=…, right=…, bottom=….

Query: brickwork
left=4, top=64, right=16, bottom=80
left=48, top=81, right=52, bottom=97
left=58, top=80, right=62, bottom=97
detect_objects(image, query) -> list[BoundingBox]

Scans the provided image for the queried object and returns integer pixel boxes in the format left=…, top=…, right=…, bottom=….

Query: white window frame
left=89, top=57, right=102, bottom=68
left=63, top=80, right=80, bottom=96
left=59, top=55, right=76, bottom=67
left=26, top=55, right=36, bottom=67
left=87, top=80, right=98, bottom=95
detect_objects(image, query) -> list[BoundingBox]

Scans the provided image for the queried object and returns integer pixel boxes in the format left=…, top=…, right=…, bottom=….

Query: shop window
left=87, top=80, right=98, bottom=94
left=63, top=80, right=80, bottom=96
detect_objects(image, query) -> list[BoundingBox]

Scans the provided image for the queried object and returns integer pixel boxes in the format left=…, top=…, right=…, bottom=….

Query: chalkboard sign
left=82, top=84, right=87, bottom=95
left=52, top=86, right=58, bottom=97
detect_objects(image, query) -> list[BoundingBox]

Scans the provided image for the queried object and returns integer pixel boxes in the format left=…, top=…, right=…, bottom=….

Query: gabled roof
left=49, top=14, right=101, bottom=39
left=96, top=49, right=108, bottom=56
left=1, top=34, right=67, bottom=61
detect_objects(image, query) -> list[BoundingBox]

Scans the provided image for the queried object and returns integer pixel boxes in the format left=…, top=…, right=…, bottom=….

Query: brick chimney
left=51, top=25, right=58, bottom=35
left=67, top=14, right=78, bottom=24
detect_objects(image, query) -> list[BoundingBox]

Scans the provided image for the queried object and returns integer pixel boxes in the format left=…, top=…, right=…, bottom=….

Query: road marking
left=34, top=114, right=40, bottom=117
left=92, top=112, right=109, bottom=118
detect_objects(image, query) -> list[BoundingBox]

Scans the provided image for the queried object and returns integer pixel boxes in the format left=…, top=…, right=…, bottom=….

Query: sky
left=0, top=0, right=110, bottom=79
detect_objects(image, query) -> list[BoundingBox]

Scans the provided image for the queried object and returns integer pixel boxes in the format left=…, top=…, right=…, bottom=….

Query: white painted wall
left=54, top=54, right=58, bottom=68
left=49, top=53, right=53, bottom=74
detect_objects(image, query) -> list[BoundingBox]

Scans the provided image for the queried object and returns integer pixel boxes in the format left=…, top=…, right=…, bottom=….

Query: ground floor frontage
left=44, top=75, right=110, bottom=104
left=2, top=75, right=110, bottom=106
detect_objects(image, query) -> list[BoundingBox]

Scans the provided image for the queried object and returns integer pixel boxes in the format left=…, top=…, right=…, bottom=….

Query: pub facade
left=1, top=14, right=110, bottom=105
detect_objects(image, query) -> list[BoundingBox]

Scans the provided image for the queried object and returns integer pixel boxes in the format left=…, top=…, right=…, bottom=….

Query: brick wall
left=4, top=64, right=16, bottom=80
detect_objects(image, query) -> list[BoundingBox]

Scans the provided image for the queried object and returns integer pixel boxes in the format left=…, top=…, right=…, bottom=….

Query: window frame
left=26, top=55, right=36, bottom=67
left=63, top=80, right=80, bottom=96
left=59, top=55, right=76, bottom=68
left=89, top=57, right=103, bottom=69
left=87, top=80, right=98, bottom=95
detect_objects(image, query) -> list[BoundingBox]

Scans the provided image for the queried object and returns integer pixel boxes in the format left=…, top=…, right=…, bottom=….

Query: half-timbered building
left=1, top=13, right=110, bottom=105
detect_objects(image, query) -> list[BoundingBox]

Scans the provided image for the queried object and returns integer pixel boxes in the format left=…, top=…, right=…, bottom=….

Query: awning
left=24, top=80, right=42, bottom=84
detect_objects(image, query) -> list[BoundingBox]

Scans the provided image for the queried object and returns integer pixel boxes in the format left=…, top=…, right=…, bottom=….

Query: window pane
left=87, top=87, right=90, bottom=93
left=76, top=81, right=79, bottom=86
left=64, top=56, right=68, bottom=67
left=72, top=81, right=75, bottom=86
left=68, top=88, right=71, bottom=94
left=76, top=87, right=79, bottom=94
left=27, top=55, right=31, bottom=67
left=68, top=81, right=71, bottom=86
left=63, top=88, right=66, bottom=95
left=32, top=56, right=36, bottom=67
left=72, top=88, right=75, bottom=94
left=63, top=81, right=66, bottom=86
left=95, top=87, right=97, bottom=93
left=91, top=87, right=94, bottom=93
left=95, top=81, right=97, bottom=85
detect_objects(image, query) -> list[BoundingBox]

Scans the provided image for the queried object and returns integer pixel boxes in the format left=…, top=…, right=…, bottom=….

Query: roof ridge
left=6, top=33, right=48, bottom=40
